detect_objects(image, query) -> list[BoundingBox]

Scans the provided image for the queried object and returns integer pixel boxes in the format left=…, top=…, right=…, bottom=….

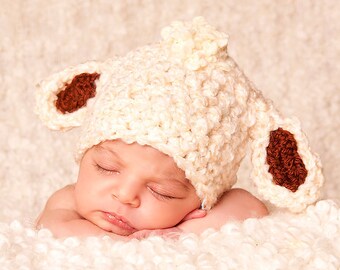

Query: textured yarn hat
left=35, top=17, right=324, bottom=212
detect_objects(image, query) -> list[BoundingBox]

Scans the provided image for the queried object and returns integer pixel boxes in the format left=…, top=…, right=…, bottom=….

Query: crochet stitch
left=266, top=128, right=308, bottom=192
left=56, top=73, right=100, bottom=113
left=35, top=17, right=324, bottom=212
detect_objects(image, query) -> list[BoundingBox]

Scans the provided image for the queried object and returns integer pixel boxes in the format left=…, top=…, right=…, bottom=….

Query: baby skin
left=36, top=140, right=268, bottom=239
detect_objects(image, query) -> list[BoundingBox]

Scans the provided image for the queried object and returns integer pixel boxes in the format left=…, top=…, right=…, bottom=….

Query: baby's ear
left=249, top=101, right=324, bottom=213
left=35, top=61, right=102, bottom=131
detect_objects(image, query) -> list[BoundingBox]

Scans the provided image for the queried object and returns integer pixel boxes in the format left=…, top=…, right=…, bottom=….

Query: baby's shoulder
left=44, top=184, right=76, bottom=211
left=220, top=188, right=269, bottom=219
left=226, top=188, right=260, bottom=200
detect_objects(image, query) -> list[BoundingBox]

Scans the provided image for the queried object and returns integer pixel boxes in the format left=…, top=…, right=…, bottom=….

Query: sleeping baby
left=35, top=17, right=323, bottom=239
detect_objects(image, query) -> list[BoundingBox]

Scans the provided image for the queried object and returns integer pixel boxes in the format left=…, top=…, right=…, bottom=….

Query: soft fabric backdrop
left=1, top=1, right=339, bottom=269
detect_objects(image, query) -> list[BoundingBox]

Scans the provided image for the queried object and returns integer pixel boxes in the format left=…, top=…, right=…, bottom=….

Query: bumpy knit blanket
left=1, top=1, right=339, bottom=269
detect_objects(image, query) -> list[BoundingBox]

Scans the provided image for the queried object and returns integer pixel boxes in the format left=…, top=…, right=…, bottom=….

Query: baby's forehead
left=96, top=140, right=185, bottom=174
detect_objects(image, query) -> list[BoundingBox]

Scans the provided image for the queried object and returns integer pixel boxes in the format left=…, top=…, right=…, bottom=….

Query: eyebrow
left=166, top=178, right=190, bottom=191
left=152, top=171, right=190, bottom=191
left=94, top=145, right=125, bottom=164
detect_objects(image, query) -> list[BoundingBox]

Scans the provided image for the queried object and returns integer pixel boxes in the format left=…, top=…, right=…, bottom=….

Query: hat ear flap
left=35, top=61, right=101, bottom=131
left=250, top=104, right=324, bottom=213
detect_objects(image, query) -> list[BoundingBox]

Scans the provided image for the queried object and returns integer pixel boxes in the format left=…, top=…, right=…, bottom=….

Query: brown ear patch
left=56, top=73, right=100, bottom=114
left=266, top=128, right=307, bottom=192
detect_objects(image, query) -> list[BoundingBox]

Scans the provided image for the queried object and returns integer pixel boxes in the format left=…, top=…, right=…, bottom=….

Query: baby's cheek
left=137, top=205, right=180, bottom=229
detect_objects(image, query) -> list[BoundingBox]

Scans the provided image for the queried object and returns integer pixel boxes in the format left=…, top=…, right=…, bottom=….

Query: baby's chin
left=109, top=227, right=137, bottom=236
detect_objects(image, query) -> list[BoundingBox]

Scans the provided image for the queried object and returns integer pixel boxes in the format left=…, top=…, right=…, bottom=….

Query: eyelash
left=148, top=187, right=177, bottom=200
left=95, top=163, right=177, bottom=200
left=95, top=164, right=120, bottom=175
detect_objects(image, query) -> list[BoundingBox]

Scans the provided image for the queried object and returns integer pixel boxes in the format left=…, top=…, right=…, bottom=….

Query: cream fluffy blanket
left=1, top=1, right=339, bottom=269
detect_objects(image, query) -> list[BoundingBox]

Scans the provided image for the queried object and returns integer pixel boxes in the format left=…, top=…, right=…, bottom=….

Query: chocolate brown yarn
left=266, top=128, right=307, bottom=192
left=56, top=73, right=100, bottom=113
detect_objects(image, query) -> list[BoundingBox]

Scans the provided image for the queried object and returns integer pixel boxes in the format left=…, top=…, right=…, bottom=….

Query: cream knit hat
left=35, top=17, right=324, bottom=212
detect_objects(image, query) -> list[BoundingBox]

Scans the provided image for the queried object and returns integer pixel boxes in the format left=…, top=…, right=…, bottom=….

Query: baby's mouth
left=103, top=212, right=136, bottom=232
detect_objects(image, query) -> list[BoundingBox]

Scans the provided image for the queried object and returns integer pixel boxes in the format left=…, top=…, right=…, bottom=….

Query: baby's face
left=74, top=139, right=201, bottom=236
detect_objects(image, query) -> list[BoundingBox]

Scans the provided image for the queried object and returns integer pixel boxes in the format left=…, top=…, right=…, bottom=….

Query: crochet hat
left=35, top=17, right=324, bottom=212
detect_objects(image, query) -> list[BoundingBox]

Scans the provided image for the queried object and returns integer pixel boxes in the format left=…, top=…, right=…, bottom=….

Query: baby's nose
left=111, top=177, right=141, bottom=207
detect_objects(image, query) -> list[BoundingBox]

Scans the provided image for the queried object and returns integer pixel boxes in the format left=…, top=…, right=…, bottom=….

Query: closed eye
left=94, top=164, right=120, bottom=175
left=147, top=186, right=177, bottom=200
